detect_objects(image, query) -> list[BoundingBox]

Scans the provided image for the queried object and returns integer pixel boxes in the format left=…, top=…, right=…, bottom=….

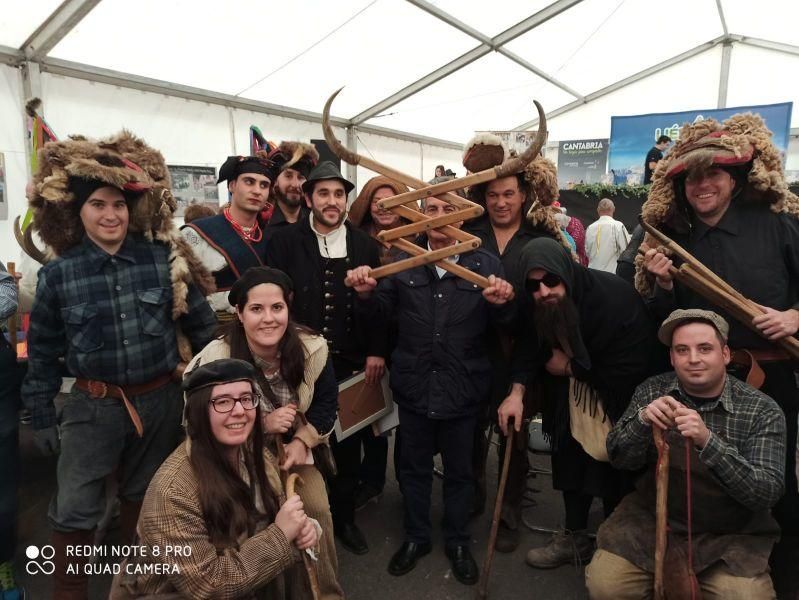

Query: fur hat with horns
left=462, top=133, right=573, bottom=256
left=267, top=140, right=319, bottom=179
left=635, top=112, right=799, bottom=295
left=29, top=130, right=215, bottom=318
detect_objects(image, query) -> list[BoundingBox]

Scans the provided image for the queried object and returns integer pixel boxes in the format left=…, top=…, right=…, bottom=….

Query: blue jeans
left=48, top=380, right=183, bottom=532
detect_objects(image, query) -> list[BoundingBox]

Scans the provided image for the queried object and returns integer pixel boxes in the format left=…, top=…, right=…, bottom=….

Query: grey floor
left=15, top=424, right=599, bottom=599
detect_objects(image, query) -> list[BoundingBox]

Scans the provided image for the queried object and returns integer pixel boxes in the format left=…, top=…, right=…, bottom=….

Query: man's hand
left=281, top=438, right=309, bottom=471
left=482, top=275, right=515, bottom=305
left=364, top=356, right=385, bottom=385
left=264, top=405, right=298, bottom=434
left=674, top=405, right=711, bottom=448
left=752, top=305, right=799, bottom=340
left=32, top=426, right=60, bottom=456
left=345, top=266, right=377, bottom=297
left=642, top=245, right=674, bottom=291
left=544, top=348, right=571, bottom=377
left=642, top=395, right=681, bottom=430
left=498, top=384, right=525, bottom=435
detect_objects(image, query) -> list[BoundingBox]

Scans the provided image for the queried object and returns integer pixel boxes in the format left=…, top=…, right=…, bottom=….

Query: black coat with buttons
left=265, top=217, right=387, bottom=370
left=360, top=244, right=515, bottom=419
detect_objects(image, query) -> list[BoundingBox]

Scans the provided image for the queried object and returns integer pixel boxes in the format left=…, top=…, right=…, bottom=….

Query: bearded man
left=501, top=237, right=659, bottom=569
left=265, top=161, right=388, bottom=555
left=266, top=140, right=317, bottom=229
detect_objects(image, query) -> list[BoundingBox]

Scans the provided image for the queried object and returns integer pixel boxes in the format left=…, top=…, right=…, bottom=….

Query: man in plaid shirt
left=20, top=132, right=216, bottom=599
left=586, top=309, right=786, bottom=600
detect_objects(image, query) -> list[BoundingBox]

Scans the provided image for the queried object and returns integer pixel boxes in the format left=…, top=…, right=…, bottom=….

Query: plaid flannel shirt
left=607, top=372, right=786, bottom=512
left=0, top=263, right=18, bottom=322
left=22, top=235, right=216, bottom=429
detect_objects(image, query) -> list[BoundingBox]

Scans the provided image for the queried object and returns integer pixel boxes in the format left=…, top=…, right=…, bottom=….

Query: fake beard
left=533, top=294, right=581, bottom=352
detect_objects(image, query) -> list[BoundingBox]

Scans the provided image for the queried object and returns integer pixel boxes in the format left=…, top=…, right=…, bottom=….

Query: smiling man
left=587, top=309, right=786, bottom=600
left=21, top=132, right=216, bottom=599
left=265, top=140, right=318, bottom=229
left=639, top=113, right=799, bottom=597
left=181, top=154, right=278, bottom=318
left=265, top=161, right=388, bottom=556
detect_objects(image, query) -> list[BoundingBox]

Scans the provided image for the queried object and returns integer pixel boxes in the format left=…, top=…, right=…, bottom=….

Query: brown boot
left=52, top=528, right=95, bottom=600
left=119, top=499, right=143, bottom=545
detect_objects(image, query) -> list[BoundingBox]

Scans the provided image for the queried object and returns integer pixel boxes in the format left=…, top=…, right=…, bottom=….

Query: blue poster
left=608, top=102, right=793, bottom=185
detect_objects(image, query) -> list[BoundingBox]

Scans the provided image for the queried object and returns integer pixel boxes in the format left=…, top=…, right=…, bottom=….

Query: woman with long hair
left=110, top=358, right=318, bottom=599
left=183, top=266, right=343, bottom=600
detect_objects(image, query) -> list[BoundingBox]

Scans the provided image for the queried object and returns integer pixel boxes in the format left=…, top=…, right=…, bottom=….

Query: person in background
left=183, top=203, right=217, bottom=224
left=0, top=262, right=23, bottom=600
left=643, top=135, right=671, bottom=185
left=553, top=202, right=588, bottom=266
left=434, top=165, right=446, bottom=178
left=585, top=198, right=631, bottom=273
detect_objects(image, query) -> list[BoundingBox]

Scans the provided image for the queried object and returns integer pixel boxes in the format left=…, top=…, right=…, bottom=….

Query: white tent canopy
left=1, top=0, right=799, bottom=258
left=2, top=0, right=798, bottom=141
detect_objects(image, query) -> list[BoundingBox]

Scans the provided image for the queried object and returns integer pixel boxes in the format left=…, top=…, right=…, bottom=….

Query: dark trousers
left=359, top=432, right=387, bottom=491
left=497, top=423, right=531, bottom=529
left=0, top=341, right=21, bottom=561
left=329, top=430, right=365, bottom=525
left=397, top=405, right=476, bottom=547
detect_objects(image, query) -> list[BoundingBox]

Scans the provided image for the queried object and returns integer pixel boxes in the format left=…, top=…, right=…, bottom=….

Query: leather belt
left=730, top=348, right=790, bottom=390
left=74, top=373, right=172, bottom=437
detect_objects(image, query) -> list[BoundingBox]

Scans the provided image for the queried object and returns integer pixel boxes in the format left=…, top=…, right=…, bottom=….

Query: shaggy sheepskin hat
left=634, top=112, right=799, bottom=295
left=29, top=129, right=215, bottom=318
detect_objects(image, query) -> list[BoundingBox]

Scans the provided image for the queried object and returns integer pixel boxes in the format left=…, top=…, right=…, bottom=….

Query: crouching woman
left=110, top=358, right=318, bottom=599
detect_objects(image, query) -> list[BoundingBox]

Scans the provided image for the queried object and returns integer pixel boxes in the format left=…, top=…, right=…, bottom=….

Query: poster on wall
left=557, top=139, right=608, bottom=187
left=608, top=102, right=793, bottom=185
left=0, top=153, right=6, bottom=220
left=167, top=165, right=219, bottom=217
left=473, top=130, right=547, bottom=174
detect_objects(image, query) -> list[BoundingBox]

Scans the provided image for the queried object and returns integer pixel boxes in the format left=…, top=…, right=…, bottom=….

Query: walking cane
left=278, top=440, right=322, bottom=600
left=285, top=473, right=322, bottom=600
left=653, top=427, right=669, bottom=600
left=476, top=418, right=515, bottom=599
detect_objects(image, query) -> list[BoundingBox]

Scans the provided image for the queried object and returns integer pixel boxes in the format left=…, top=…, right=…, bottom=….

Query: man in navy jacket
left=346, top=196, right=515, bottom=585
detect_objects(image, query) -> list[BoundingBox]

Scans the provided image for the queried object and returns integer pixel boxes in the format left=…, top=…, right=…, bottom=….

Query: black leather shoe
left=445, top=544, right=479, bottom=585
left=334, top=522, right=368, bottom=555
left=388, top=541, right=432, bottom=576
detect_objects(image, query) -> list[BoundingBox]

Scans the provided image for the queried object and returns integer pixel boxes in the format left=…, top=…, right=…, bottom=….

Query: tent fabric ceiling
left=5, top=0, right=799, bottom=143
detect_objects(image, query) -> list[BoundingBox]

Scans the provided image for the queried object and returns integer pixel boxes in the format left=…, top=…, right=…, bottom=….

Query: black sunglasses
left=525, top=273, right=562, bottom=293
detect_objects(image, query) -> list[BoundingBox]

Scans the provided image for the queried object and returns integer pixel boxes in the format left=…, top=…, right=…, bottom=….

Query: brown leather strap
left=730, top=349, right=766, bottom=390
left=74, top=373, right=172, bottom=438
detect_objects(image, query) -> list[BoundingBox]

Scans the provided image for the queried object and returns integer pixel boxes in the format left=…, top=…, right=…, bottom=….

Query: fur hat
left=348, top=175, right=411, bottom=229
left=635, top=113, right=799, bottom=295
left=29, top=130, right=215, bottom=318
left=268, top=141, right=319, bottom=179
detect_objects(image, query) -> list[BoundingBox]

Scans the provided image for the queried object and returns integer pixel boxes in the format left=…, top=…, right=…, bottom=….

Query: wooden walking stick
left=653, top=427, right=670, bottom=600
left=285, top=473, right=322, bottom=600
left=476, top=418, right=515, bottom=599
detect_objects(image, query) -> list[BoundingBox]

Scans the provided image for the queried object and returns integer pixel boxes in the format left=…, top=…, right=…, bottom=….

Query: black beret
left=228, top=266, right=294, bottom=309
left=182, top=358, right=256, bottom=396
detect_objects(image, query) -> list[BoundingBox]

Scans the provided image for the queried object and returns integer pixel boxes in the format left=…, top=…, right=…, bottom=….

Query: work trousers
left=397, top=405, right=476, bottom=547
left=49, top=380, right=183, bottom=532
left=585, top=548, right=775, bottom=600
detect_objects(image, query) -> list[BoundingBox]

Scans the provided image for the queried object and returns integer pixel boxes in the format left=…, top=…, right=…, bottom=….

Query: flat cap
left=658, top=308, right=729, bottom=346
left=182, top=358, right=256, bottom=395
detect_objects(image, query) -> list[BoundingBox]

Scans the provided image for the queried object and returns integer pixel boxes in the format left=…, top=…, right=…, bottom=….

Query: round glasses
left=209, top=394, right=258, bottom=414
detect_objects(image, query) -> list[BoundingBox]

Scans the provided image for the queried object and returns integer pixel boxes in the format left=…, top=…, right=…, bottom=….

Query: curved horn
left=322, top=88, right=361, bottom=166
left=494, top=100, right=547, bottom=178
left=14, top=216, right=48, bottom=264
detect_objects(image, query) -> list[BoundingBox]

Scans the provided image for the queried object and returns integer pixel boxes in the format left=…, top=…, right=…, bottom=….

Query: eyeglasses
left=525, top=273, right=562, bottom=293
left=209, top=394, right=258, bottom=413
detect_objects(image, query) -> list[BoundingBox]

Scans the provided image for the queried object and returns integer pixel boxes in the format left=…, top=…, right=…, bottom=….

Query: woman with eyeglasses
left=182, top=266, right=343, bottom=599
left=109, top=358, right=318, bottom=599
